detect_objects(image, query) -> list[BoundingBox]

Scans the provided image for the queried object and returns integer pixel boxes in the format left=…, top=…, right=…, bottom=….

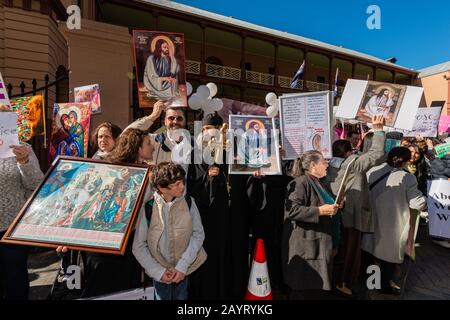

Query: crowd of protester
left=1, top=101, right=450, bottom=300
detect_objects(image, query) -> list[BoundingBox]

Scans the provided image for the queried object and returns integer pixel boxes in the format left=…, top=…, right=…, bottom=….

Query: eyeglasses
left=167, top=116, right=185, bottom=122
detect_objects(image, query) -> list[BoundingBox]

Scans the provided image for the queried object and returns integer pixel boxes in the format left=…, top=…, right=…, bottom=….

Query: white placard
left=336, top=79, right=423, bottom=130
left=400, top=107, right=443, bottom=137
left=335, top=79, right=367, bottom=120
left=427, top=180, right=450, bottom=240
left=0, top=72, right=11, bottom=109
left=0, top=112, right=19, bottom=158
left=279, top=91, right=332, bottom=159
left=396, top=85, right=425, bottom=131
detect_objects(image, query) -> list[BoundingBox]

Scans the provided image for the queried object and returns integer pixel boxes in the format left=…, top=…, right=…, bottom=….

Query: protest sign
left=336, top=79, right=423, bottom=130
left=427, top=180, right=450, bottom=240
left=435, top=143, right=450, bottom=158
left=0, top=72, right=11, bottom=109
left=279, top=91, right=332, bottom=159
left=439, top=115, right=450, bottom=134
left=401, top=106, right=442, bottom=137
left=0, top=112, right=19, bottom=158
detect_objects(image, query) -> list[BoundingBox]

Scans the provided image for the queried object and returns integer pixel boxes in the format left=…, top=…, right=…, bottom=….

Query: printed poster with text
left=280, top=91, right=332, bottom=160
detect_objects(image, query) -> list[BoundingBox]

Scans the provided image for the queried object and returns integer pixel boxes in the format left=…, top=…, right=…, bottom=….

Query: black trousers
left=378, top=259, right=398, bottom=290
left=80, top=232, right=142, bottom=298
left=0, top=231, right=29, bottom=300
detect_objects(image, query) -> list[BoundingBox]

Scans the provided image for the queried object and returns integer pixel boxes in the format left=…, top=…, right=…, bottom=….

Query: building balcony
left=246, top=70, right=274, bottom=86
left=185, top=60, right=338, bottom=93
left=186, top=60, right=201, bottom=74
left=205, top=63, right=241, bottom=80
left=306, top=81, right=329, bottom=92
left=278, top=75, right=303, bottom=90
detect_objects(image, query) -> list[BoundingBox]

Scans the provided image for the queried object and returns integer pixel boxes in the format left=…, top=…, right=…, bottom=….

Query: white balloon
left=186, top=82, right=193, bottom=96
left=202, top=100, right=215, bottom=115
left=265, top=92, right=277, bottom=106
left=211, top=98, right=223, bottom=111
left=206, top=82, right=218, bottom=98
left=197, top=85, right=210, bottom=100
left=272, top=100, right=280, bottom=111
left=266, top=106, right=278, bottom=118
left=188, top=94, right=202, bottom=110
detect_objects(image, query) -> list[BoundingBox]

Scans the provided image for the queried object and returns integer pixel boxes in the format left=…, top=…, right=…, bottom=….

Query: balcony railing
left=306, top=81, right=329, bottom=92
left=246, top=70, right=274, bottom=86
left=186, top=60, right=201, bottom=74
left=278, top=75, right=303, bottom=90
left=186, top=60, right=340, bottom=93
left=205, top=63, right=241, bottom=80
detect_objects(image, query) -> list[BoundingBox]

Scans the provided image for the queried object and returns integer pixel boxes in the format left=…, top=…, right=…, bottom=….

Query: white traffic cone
left=245, top=238, right=272, bottom=300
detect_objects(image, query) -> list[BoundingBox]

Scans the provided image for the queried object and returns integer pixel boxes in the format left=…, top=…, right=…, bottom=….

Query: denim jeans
left=154, top=277, right=189, bottom=300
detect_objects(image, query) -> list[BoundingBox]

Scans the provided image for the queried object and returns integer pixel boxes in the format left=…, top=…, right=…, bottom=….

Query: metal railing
left=278, top=75, right=303, bottom=90
left=306, top=81, right=329, bottom=92
left=205, top=63, right=241, bottom=80
left=186, top=60, right=201, bottom=74
left=246, top=70, right=274, bottom=86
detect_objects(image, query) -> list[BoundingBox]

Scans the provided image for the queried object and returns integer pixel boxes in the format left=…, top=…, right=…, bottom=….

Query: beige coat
left=362, top=164, right=427, bottom=264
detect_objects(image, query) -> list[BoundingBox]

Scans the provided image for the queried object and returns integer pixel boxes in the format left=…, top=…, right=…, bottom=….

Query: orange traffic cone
left=245, top=238, right=272, bottom=300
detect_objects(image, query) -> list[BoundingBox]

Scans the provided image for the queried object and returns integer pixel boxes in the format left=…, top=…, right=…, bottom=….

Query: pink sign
left=439, top=115, right=450, bottom=134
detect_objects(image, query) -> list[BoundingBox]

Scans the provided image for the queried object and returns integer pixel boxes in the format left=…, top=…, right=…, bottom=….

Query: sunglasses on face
left=167, top=116, right=185, bottom=122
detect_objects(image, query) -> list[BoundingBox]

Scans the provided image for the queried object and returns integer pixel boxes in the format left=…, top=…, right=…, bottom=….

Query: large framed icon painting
left=1, top=157, right=150, bottom=255
left=132, top=30, right=188, bottom=108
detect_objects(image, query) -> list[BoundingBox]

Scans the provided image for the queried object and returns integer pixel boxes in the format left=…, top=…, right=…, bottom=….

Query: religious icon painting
left=132, top=30, right=188, bottom=108
left=356, top=81, right=407, bottom=127
left=49, top=102, right=92, bottom=161
left=74, top=84, right=102, bottom=114
left=229, top=115, right=282, bottom=175
left=1, top=157, right=150, bottom=255
left=9, top=95, right=46, bottom=142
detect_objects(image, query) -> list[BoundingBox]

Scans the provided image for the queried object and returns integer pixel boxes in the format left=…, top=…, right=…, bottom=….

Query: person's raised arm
left=123, top=100, right=167, bottom=133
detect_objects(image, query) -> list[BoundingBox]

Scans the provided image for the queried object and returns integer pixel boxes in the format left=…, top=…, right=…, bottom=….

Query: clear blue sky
left=175, top=0, right=450, bottom=70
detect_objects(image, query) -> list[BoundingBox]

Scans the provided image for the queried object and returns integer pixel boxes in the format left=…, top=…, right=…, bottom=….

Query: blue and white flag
left=333, top=68, right=339, bottom=97
left=290, top=60, right=305, bottom=89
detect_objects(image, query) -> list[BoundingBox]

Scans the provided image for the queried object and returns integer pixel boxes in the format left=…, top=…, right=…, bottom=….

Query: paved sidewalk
left=28, top=250, right=60, bottom=300
left=368, top=224, right=450, bottom=300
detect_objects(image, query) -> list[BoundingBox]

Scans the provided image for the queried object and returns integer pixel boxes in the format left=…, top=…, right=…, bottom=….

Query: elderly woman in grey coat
left=282, top=151, right=341, bottom=300
left=362, top=147, right=427, bottom=294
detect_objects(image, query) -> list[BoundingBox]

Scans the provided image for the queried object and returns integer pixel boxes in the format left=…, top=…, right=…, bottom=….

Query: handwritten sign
left=435, top=143, right=450, bottom=159
left=428, top=180, right=450, bottom=240
left=402, top=107, right=443, bottom=138
left=0, top=112, right=19, bottom=158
